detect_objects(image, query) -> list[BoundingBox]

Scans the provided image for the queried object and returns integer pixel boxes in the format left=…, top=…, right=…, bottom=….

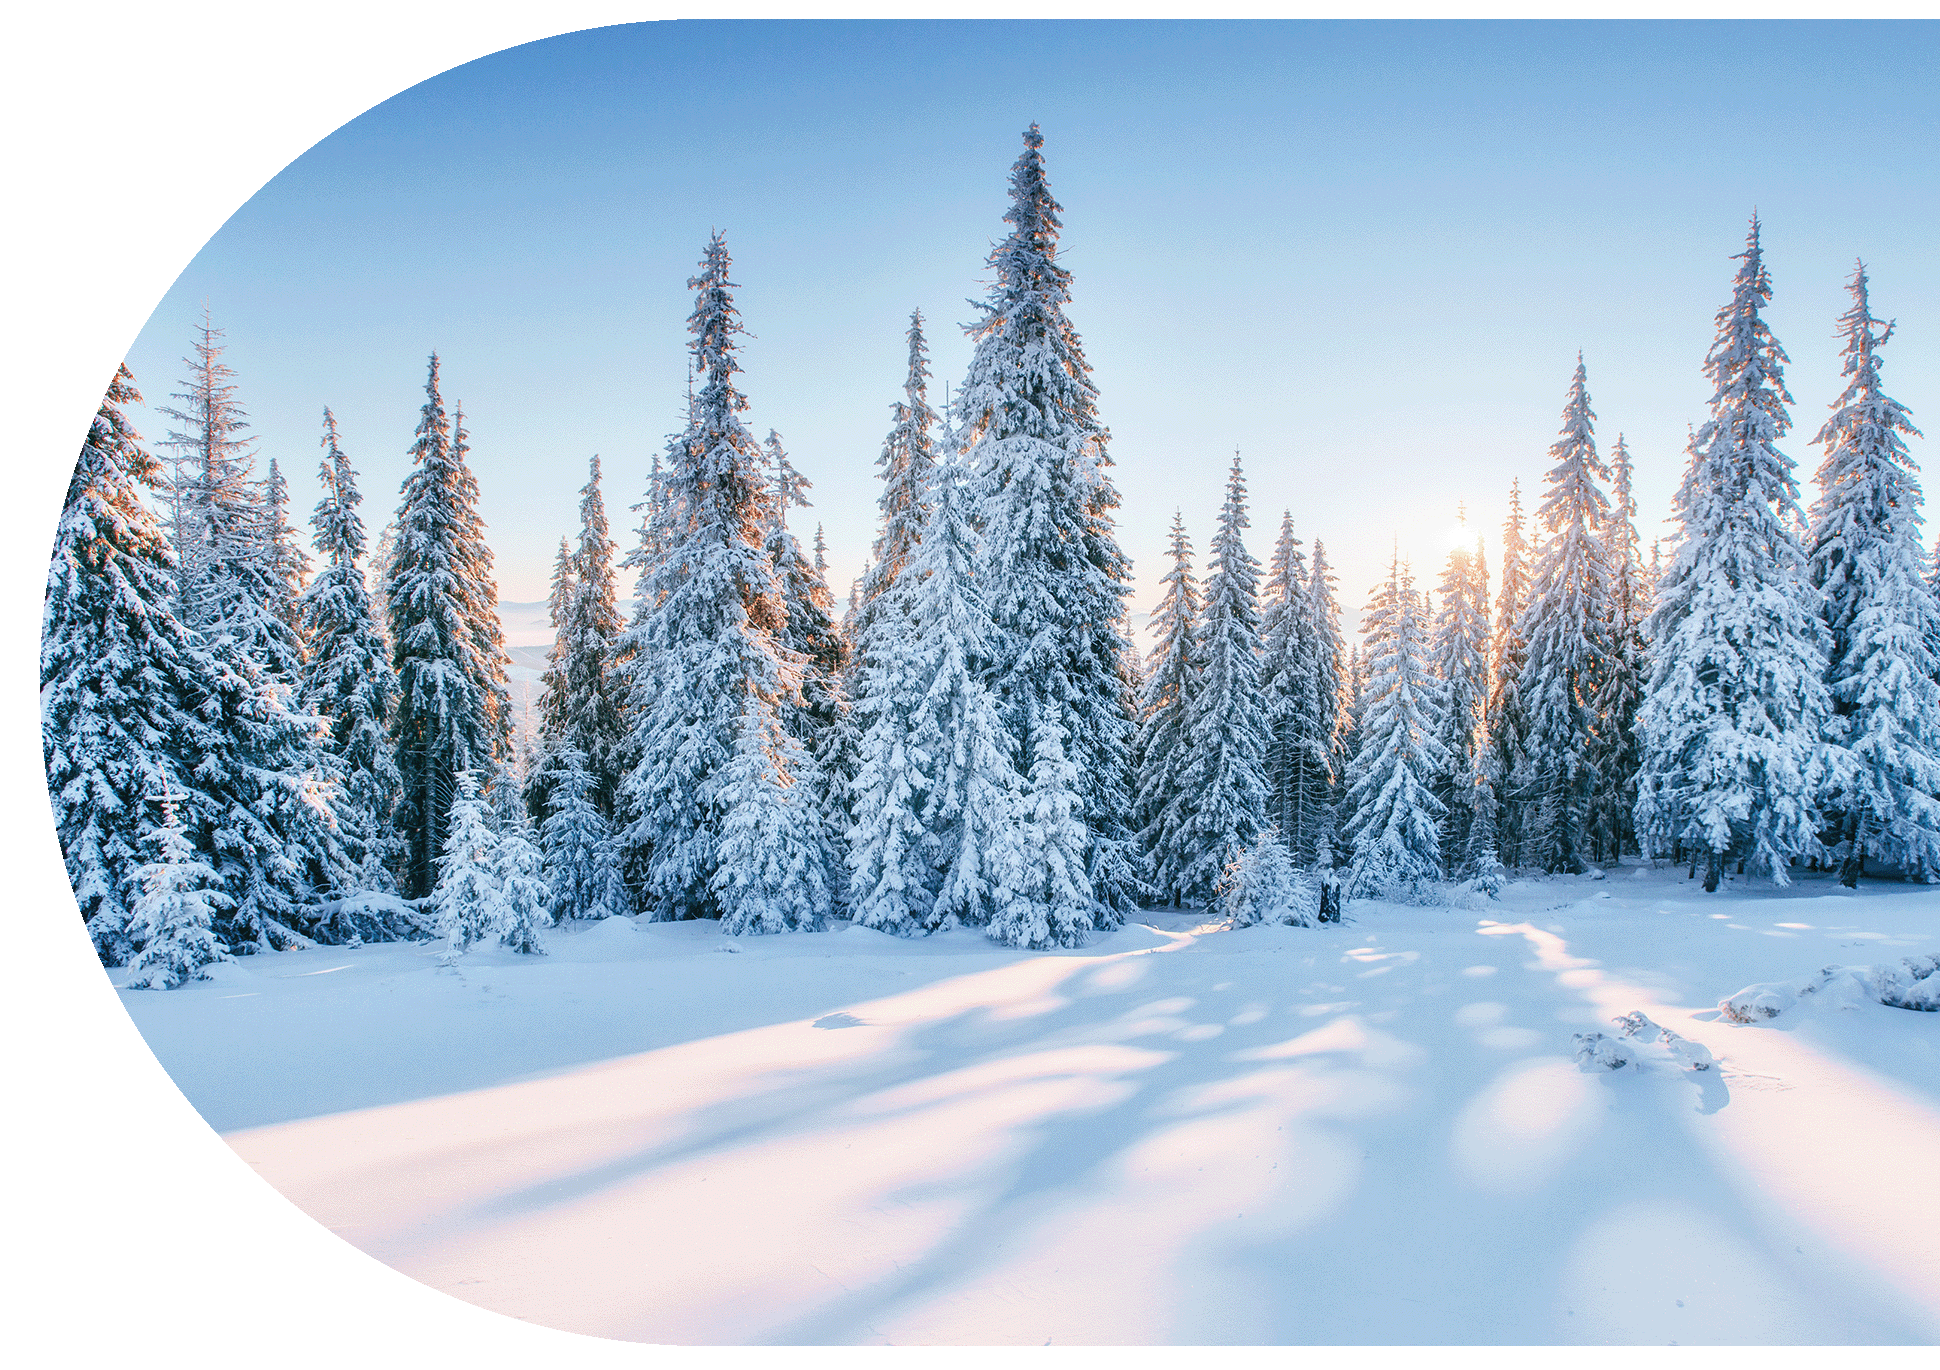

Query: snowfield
left=120, top=865, right=1940, bottom=1346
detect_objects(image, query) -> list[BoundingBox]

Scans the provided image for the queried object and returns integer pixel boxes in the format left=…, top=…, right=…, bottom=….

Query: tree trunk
left=1703, top=848, right=1723, bottom=893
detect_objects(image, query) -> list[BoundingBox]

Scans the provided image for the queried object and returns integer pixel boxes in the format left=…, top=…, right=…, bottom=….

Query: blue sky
left=119, top=18, right=1940, bottom=631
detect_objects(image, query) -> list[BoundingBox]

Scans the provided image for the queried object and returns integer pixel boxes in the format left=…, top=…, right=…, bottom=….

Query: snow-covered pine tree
left=264, top=456, right=311, bottom=636
left=534, top=456, right=629, bottom=827
left=1217, top=827, right=1310, bottom=928
left=45, top=366, right=205, bottom=962
left=1634, top=218, right=1836, bottom=890
left=810, top=521, right=862, bottom=850
left=386, top=358, right=513, bottom=897
left=856, top=308, right=939, bottom=633
left=1134, top=511, right=1202, bottom=905
left=123, top=803, right=234, bottom=990
left=430, top=773, right=500, bottom=956
left=957, top=125, right=1140, bottom=928
left=1309, top=538, right=1346, bottom=805
left=988, top=697, right=1095, bottom=949
left=1806, top=263, right=1940, bottom=883
left=158, top=313, right=308, bottom=686
left=765, top=431, right=846, bottom=746
left=1172, top=455, right=1271, bottom=902
left=1486, top=479, right=1532, bottom=865
left=488, top=810, right=550, bottom=955
left=1261, top=513, right=1332, bottom=866
left=1343, top=554, right=1450, bottom=903
left=536, top=536, right=576, bottom=746
left=617, top=233, right=833, bottom=924
left=1337, top=642, right=1368, bottom=782
left=1514, top=359, right=1613, bottom=874
left=847, top=454, right=1026, bottom=934
left=1588, top=433, right=1649, bottom=864
left=540, top=746, right=627, bottom=921
left=1431, top=517, right=1491, bottom=870
left=299, top=408, right=404, bottom=897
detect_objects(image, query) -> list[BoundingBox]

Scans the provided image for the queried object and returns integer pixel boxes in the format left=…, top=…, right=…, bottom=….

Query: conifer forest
left=36, top=64, right=1940, bottom=1345
left=49, top=127, right=1940, bottom=982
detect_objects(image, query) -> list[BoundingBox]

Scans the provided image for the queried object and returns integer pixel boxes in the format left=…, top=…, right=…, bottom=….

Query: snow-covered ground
left=119, top=866, right=1940, bottom=1345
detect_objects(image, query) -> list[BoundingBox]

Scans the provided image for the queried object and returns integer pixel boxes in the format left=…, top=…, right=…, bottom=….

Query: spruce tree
left=765, top=431, right=847, bottom=747
left=158, top=313, right=305, bottom=685
left=956, top=124, right=1140, bottom=927
left=386, top=357, right=513, bottom=897
left=1487, top=479, right=1532, bottom=865
left=617, top=233, right=833, bottom=923
left=540, top=747, right=628, bottom=921
left=989, top=698, right=1095, bottom=949
left=299, top=408, right=403, bottom=895
left=1261, top=512, right=1333, bottom=865
left=1309, top=538, right=1346, bottom=811
left=857, top=309, right=939, bottom=631
left=1432, top=518, right=1491, bottom=869
left=45, top=366, right=206, bottom=961
left=1134, top=512, right=1202, bottom=904
left=847, top=456, right=1025, bottom=935
left=1343, top=554, right=1450, bottom=902
left=123, top=809, right=234, bottom=990
left=1515, top=359, right=1613, bottom=874
left=431, top=773, right=502, bottom=955
left=489, top=811, right=551, bottom=955
left=1172, top=455, right=1271, bottom=901
left=265, top=456, right=311, bottom=636
left=1589, top=433, right=1648, bottom=864
left=1635, top=218, right=1836, bottom=890
left=1806, top=263, right=1940, bottom=882
left=534, top=456, right=628, bottom=824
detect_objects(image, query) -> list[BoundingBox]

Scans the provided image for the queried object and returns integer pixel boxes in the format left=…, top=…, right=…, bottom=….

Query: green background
left=7, top=0, right=1932, bottom=1358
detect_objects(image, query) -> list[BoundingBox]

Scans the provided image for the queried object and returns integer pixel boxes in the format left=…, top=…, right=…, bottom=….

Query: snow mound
left=1573, top=1012, right=1713, bottom=1073
left=308, top=892, right=427, bottom=946
left=1719, top=953, right=1940, bottom=1023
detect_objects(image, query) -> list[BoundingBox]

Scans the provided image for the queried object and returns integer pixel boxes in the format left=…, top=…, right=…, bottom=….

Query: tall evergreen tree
left=989, top=697, right=1095, bottom=948
left=264, top=456, right=311, bottom=636
left=299, top=408, right=403, bottom=892
left=535, top=456, right=628, bottom=823
left=1172, top=455, right=1271, bottom=901
left=1134, top=512, right=1202, bottom=904
left=1432, top=518, right=1492, bottom=870
left=386, top=357, right=513, bottom=898
left=55, top=366, right=352, bottom=956
left=1309, top=538, right=1346, bottom=804
left=45, top=366, right=206, bottom=961
left=956, top=124, right=1140, bottom=927
left=765, top=431, right=846, bottom=743
left=857, top=309, right=939, bottom=629
left=1515, top=359, right=1613, bottom=874
left=1635, top=218, right=1836, bottom=890
left=158, top=312, right=306, bottom=685
left=617, top=233, right=833, bottom=925
left=847, top=455, right=1027, bottom=935
left=1261, top=512, right=1334, bottom=865
left=1343, top=554, right=1450, bottom=902
left=1806, top=264, right=1940, bottom=882
left=540, top=746, right=627, bottom=921
left=1486, top=478, right=1532, bottom=864
left=1589, top=433, right=1648, bottom=863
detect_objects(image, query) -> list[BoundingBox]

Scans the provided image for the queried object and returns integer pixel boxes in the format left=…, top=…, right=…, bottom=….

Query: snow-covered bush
left=1574, top=1012, right=1713, bottom=1072
left=1720, top=953, right=1940, bottom=1022
left=1217, top=829, right=1312, bottom=927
